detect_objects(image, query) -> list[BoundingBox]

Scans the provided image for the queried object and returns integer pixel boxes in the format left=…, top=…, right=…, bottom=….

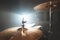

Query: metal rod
left=48, top=1, right=52, bottom=40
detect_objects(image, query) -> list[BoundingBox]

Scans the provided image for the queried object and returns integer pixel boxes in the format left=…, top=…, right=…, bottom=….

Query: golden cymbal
left=33, top=1, right=57, bottom=11
left=33, top=2, right=49, bottom=11
left=0, top=27, right=43, bottom=40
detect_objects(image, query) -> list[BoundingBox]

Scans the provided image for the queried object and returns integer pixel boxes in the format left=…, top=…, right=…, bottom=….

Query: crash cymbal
left=33, top=1, right=57, bottom=11
left=33, top=2, right=49, bottom=11
left=0, top=26, right=43, bottom=40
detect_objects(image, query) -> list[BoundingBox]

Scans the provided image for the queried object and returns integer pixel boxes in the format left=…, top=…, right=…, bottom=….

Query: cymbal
left=33, top=2, right=49, bottom=11
left=0, top=27, right=43, bottom=40
left=33, top=1, right=58, bottom=11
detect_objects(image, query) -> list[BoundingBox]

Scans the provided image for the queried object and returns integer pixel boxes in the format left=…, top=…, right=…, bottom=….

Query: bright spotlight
left=12, top=12, right=37, bottom=26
